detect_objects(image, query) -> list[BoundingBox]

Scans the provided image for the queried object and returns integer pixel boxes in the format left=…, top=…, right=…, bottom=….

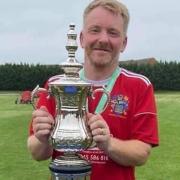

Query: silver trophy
left=32, top=24, right=109, bottom=180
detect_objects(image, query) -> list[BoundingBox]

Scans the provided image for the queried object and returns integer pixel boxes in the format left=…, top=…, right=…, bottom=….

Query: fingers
left=92, top=127, right=107, bottom=136
left=32, top=106, right=54, bottom=142
left=87, top=113, right=108, bottom=130
left=33, top=106, right=49, bottom=118
left=87, top=113, right=113, bottom=151
left=32, top=106, right=54, bottom=123
left=32, top=117, right=53, bottom=133
left=87, top=113, right=110, bottom=143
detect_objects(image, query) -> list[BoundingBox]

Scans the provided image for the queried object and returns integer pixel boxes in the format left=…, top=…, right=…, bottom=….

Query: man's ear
left=120, top=36, right=127, bottom=52
left=80, top=31, right=84, bottom=48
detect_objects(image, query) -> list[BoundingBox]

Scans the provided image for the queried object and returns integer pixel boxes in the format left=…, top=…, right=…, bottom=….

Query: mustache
left=92, top=43, right=112, bottom=51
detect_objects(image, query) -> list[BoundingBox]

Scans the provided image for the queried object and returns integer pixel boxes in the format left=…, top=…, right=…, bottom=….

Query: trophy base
left=49, top=153, right=91, bottom=180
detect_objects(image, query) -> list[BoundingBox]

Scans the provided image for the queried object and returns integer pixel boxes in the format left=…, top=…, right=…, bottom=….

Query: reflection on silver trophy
left=31, top=24, right=109, bottom=180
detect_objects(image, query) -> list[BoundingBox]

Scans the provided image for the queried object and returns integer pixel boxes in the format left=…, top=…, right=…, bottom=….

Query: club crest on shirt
left=110, top=94, right=128, bottom=117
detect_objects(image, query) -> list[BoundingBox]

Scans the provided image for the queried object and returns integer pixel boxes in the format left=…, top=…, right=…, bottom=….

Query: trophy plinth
left=49, top=152, right=91, bottom=180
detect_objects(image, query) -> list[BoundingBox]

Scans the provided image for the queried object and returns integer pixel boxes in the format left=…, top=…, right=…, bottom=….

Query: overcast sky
left=0, top=0, right=179, bottom=64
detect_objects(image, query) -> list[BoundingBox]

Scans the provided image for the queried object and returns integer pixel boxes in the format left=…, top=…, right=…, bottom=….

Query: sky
left=0, top=0, right=179, bottom=64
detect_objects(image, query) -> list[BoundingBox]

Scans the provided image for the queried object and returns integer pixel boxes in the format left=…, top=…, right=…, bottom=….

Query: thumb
left=39, top=106, right=54, bottom=125
left=87, top=112, right=94, bottom=119
left=39, top=106, right=48, bottom=112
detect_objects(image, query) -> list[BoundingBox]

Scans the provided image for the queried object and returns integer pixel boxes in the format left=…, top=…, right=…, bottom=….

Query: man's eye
left=89, top=28, right=99, bottom=33
left=109, top=31, right=120, bottom=37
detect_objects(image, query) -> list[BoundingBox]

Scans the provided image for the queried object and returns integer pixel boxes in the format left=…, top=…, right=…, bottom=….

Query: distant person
left=27, top=0, right=159, bottom=180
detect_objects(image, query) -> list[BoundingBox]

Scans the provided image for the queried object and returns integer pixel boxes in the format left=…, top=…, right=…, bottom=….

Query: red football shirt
left=29, top=68, right=159, bottom=180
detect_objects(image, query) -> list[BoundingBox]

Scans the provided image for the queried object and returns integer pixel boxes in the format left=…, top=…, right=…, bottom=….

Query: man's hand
left=87, top=113, right=152, bottom=166
left=87, top=113, right=111, bottom=151
left=32, top=106, right=54, bottom=143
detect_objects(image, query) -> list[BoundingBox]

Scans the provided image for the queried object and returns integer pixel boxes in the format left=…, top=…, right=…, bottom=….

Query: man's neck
left=84, top=61, right=118, bottom=81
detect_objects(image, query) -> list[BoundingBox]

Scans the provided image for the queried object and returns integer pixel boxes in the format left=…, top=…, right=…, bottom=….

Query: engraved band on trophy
left=31, top=23, right=110, bottom=180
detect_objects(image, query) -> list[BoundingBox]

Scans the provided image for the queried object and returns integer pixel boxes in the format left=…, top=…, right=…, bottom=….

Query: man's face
left=80, top=7, right=127, bottom=68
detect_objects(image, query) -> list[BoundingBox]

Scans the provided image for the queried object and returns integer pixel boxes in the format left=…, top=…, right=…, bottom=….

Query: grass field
left=0, top=93, right=50, bottom=180
left=0, top=91, right=180, bottom=180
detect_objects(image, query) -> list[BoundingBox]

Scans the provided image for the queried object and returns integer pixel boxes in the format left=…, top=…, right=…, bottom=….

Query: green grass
left=0, top=93, right=50, bottom=180
left=0, top=91, right=180, bottom=180
left=136, top=91, right=180, bottom=180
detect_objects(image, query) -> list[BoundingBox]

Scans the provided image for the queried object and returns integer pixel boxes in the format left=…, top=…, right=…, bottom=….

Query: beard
left=85, top=42, right=118, bottom=68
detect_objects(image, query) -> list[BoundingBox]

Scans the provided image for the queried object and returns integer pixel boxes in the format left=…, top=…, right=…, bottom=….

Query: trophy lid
left=49, top=76, right=91, bottom=86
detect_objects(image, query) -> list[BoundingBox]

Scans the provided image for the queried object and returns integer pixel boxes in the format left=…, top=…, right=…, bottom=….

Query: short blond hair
left=83, top=0, right=130, bottom=35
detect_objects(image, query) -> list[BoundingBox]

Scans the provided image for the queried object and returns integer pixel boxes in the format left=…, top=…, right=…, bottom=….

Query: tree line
left=0, top=61, right=179, bottom=91
left=121, top=61, right=180, bottom=91
left=0, top=63, right=63, bottom=91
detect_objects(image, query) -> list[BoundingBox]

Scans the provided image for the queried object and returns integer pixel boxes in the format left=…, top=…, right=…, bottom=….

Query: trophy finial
left=66, top=23, right=78, bottom=60
left=61, top=23, right=82, bottom=77
left=66, top=23, right=78, bottom=59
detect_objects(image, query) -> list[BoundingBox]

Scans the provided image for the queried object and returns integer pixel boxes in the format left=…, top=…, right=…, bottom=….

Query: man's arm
left=27, top=106, right=54, bottom=161
left=105, top=138, right=151, bottom=166
left=87, top=113, right=152, bottom=166
left=27, top=135, right=53, bottom=161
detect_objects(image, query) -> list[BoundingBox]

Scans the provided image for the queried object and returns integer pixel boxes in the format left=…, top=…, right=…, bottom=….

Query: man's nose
left=98, top=31, right=109, bottom=42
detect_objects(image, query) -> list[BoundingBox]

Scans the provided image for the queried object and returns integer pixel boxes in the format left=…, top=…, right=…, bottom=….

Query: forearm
left=105, top=138, right=151, bottom=166
left=27, top=135, right=53, bottom=161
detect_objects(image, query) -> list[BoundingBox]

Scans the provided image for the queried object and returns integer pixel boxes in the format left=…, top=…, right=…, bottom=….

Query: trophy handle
left=31, top=85, right=48, bottom=109
left=92, top=87, right=110, bottom=114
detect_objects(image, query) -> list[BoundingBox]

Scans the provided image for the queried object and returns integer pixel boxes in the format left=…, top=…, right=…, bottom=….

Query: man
left=27, top=0, right=159, bottom=180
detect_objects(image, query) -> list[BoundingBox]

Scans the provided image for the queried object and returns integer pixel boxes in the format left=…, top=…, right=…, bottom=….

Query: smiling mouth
left=94, top=48, right=111, bottom=52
